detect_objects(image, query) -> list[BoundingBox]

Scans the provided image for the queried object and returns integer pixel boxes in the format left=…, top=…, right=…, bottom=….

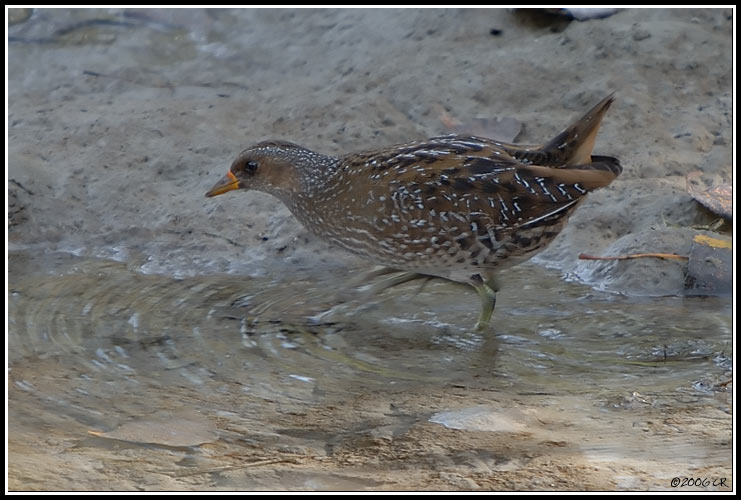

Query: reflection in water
left=7, top=251, right=733, bottom=490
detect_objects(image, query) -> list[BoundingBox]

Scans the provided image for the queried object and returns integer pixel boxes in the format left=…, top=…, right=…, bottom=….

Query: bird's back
left=277, top=96, right=621, bottom=282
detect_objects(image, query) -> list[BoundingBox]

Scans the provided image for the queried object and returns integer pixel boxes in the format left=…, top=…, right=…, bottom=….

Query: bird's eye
left=245, top=161, right=258, bottom=174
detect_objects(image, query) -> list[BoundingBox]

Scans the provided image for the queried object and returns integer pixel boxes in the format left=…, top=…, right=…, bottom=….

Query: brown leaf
left=686, top=171, right=732, bottom=219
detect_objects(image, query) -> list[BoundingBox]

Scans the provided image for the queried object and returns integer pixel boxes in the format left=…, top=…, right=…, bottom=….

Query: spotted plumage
left=206, top=94, right=621, bottom=330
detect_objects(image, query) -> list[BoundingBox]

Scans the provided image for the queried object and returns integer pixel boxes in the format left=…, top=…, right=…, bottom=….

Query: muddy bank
left=8, top=8, right=732, bottom=288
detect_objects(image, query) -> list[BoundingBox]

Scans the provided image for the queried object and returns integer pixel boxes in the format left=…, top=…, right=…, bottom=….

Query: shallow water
left=7, top=250, right=732, bottom=490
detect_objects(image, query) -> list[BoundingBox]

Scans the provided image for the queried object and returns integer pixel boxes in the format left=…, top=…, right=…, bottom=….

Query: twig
left=9, top=179, right=34, bottom=195
left=173, top=457, right=301, bottom=477
left=578, top=252, right=688, bottom=262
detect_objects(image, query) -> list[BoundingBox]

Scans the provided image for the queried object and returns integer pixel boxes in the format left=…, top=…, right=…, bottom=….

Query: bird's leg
left=471, top=274, right=499, bottom=331
left=309, top=268, right=429, bottom=325
left=354, top=265, right=405, bottom=283
left=367, top=271, right=429, bottom=295
left=322, top=266, right=408, bottom=306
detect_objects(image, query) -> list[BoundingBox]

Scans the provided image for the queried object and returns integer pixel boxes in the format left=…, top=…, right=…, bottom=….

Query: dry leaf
left=693, top=234, right=732, bottom=249
left=686, top=171, right=732, bottom=219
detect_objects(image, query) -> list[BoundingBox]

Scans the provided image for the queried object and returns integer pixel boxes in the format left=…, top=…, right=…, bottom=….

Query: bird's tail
left=497, top=94, right=616, bottom=168
left=522, top=154, right=621, bottom=193
left=541, top=93, right=615, bottom=166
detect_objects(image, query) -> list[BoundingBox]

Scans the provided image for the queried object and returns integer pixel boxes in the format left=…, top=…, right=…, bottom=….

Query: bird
left=206, top=94, right=621, bottom=331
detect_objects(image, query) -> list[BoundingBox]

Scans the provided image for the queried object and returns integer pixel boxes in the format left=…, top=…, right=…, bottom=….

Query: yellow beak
left=205, top=171, right=240, bottom=197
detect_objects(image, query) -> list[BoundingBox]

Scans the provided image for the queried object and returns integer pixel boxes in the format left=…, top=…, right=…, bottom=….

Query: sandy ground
left=7, top=7, right=734, bottom=492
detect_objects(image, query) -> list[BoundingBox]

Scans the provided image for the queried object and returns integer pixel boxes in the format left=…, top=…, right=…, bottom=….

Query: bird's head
left=205, top=141, right=315, bottom=199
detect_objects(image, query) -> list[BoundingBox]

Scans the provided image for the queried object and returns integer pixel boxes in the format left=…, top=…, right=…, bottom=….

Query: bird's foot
left=471, top=275, right=498, bottom=332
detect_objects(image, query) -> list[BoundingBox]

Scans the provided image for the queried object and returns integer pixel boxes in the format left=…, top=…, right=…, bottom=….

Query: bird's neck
left=294, top=151, right=342, bottom=195
left=273, top=150, right=343, bottom=225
